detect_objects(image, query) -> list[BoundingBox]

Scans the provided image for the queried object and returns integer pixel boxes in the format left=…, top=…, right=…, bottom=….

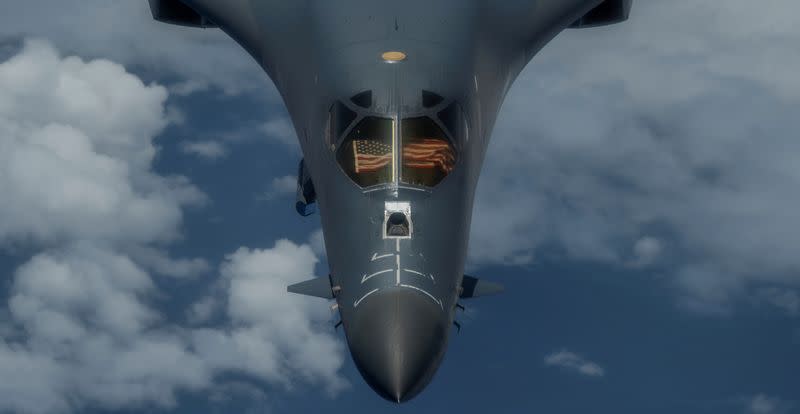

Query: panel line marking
left=399, top=284, right=443, bottom=310
left=361, top=269, right=393, bottom=283
left=396, top=254, right=401, bottom=285
left=371, top=253, right=393, bottom=262
left=354, top=288, right=380, bottom=307
left=403, top=268, right=435, bottom=283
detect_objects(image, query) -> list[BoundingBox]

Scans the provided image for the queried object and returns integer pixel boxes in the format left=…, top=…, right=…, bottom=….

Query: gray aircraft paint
left=150, top=0, right=631, bottom=403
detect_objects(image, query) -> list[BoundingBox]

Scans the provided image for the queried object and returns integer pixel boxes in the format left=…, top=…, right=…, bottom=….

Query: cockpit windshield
left=400, top=117, right=455, bottom=187
left=336, top=116, right=395, bottom=188
left=332, top=99, right=460, bottom=189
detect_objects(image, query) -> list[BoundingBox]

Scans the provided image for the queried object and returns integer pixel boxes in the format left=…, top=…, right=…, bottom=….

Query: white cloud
left=309, top=229, right=326, bottom=258
left=6, top=244, right=213, bottom=412
left=257, top=175, right=298, bottom=201
left=747, top=394, right=792, bottom=414
left=165, top=104, right=187, bottom=125
left=544, top=350, right=605, bottom=378
left=11, top=244, right=157, bottom=340
left=0, top=1, right=271, bottom=96
left=261, top=118, right=299, bottom=151
left=0, top=39, right=204, bottom=246
left=187, top=295, right=220, bottom=325
left=181, top=140, right=228, bottom=160
left=471, top=0, right=800, bottom=314
left=170, top=79, right=211, bottom=97
left=1, top=241, right=347, bottom=414
left=126, top=245, right=210, bottom=279
left=629, top=236, right=663, bottom=268
left=0, top=41, right=345, bottom=413
left=271, top=175, right=298, bottom=196
left=194, top=241, right=347, bottom=395
left=0, top=342, right=67, bottom=414
left=0, top=317, right=13, bottom=339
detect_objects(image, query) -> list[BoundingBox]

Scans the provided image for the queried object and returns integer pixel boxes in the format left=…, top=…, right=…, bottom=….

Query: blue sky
left=1, top=1, right=798, bottom=413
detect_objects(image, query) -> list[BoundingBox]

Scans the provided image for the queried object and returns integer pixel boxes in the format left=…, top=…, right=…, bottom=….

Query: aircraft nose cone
left=345, top=288, right=448, bottom=403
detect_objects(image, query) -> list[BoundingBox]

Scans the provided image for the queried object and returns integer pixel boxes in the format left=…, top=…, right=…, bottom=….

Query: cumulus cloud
left=309, top=229, right=326, bottom=258
left=1, top=241, right=346, bottom=414
left=0, top=1, right=270, bottom=96
left=187, top=295, right=221, bottom=325
left=257, top=175, right=298, bottom=201
left=629, top=236, right=663, bottom=268
left=0, top=39, right=204, bottom=246
left=7, top=245, right=211, bottom=411
left=0, top=41, right=344, bottom=413
left=261, top=117, right=300, bottom=151
left=271, top=175, right=299, bottom=196
left=180, top=140, right=228, bottom=160
left=194, top=241, right=347, bottom=395
left=544, top=350, right=605, bottom=378
left=472, top=0, right=800, bottom=315
left=126, top=245, right=210, bottom=279
left=170, top=79, right=211, bottom=97
left=0, top=342, right=66, bottom=414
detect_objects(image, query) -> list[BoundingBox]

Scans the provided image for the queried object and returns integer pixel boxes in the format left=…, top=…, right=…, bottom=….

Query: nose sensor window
left=386, top=212, right=409, bottom=237
left=384, top=202, right=412, bottom=239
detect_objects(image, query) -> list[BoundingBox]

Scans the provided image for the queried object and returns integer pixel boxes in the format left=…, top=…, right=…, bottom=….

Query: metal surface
left=151, top=0, right=632, bottom=403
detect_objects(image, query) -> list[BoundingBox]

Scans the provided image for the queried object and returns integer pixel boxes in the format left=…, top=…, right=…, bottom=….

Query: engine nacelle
left=569, top=0, right=632, bottom=28
left=147, top=0, right=217, bottom=28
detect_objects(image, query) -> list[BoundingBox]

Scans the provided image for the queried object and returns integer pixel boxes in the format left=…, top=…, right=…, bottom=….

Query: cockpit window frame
left=397, top=115, right=457, bottom=188
left=334, top=115, right=396, bottom=189
left=327, top=97, right=466, bottom=191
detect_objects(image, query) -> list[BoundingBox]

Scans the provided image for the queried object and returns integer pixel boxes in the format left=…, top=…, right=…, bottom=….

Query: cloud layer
left=472, top=0, right=800, bottom=315
left=0, top=40, right=344, bottom=414
left=0, top=39, right=204, bottom=246
left=0, top=1, right=267, bottom=95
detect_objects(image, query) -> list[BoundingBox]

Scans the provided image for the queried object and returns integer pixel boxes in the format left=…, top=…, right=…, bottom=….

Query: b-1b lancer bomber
left=149, top=0, right=632, bottom=403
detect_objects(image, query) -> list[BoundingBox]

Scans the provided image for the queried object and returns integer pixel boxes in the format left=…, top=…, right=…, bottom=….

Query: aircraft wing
left=460, top=275, right=504, bottom=299
left=287, top=275, right=335, bottom=300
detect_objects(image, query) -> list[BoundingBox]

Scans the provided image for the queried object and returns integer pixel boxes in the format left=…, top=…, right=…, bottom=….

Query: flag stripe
left=351, top=138, right=455, bottom=175
left=402, top=138, right=455, bottom=173
left=354, top=139, right=393, bottom=173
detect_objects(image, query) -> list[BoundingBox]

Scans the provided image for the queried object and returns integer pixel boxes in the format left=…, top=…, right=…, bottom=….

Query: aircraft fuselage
left=168, top=0, right=615, bottom=402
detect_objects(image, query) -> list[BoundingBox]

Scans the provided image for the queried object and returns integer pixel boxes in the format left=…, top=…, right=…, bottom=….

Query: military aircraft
left=149, top=0, right=632, bottom=403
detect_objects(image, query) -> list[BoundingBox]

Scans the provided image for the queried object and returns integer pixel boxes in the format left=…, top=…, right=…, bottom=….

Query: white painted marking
left=354, top=288, right=380, bottom=307
left=361, top=269, right=393, bottom=283
left=371, top=252, right=393, bottom=262
left=392, top=117, right=398, bottom=182
left=403, top=268, right=435, bottom=283
left=395, top=238, right=400, bottom=252
left=396, top=254, right=401, bottom=285
left=399, top=284, right=443, bottom=310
